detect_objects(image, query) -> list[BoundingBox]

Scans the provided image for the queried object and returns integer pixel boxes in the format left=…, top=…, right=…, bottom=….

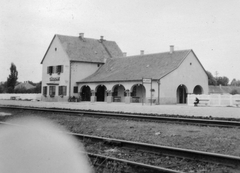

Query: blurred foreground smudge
left=0, top=117, right=92, bottom=173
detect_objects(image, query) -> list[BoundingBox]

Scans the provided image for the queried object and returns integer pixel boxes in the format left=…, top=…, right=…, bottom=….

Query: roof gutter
left=76, top=79, right=159, bottom=84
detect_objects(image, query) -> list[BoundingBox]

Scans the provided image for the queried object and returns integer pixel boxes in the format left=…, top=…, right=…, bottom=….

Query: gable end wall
left=160, top=51, right=208, bottom=104
left=41, top=36, right=70, bottom=101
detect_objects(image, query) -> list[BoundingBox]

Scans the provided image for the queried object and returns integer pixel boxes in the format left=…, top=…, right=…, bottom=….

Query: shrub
left=230, top=89, right=239, bottom=95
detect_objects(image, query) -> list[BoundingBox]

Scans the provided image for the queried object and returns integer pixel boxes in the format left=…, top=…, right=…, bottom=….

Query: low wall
left=188, top=94, right=240, bottom=106
left=0, top=94, right=42, bottom=101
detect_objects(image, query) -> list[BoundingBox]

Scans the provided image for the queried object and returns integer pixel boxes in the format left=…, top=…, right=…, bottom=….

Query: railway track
left=1, top=105, right=240, bottom=128
left=88, top=152, right=181, bottom=173
left=0, top=120, right=238, bottom=172
left=74, top=132, right=240, bottom=168
left=0, top=119, right=239, bottom=172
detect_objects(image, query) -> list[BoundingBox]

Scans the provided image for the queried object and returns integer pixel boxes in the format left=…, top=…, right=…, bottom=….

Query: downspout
left=158, top=79, right=161, bottom=105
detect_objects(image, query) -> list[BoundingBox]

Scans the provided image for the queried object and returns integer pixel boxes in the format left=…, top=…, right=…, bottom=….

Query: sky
left=1, top=0, right=240, bottom=83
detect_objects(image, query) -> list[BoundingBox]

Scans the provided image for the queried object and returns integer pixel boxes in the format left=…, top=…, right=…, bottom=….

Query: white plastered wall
left=160, top=51, right=208, bottom=104
left=41, top=36, right=70, bottom=102
left=70, top=62, right=100, bottom=97
left=78, top=81, right=157, bottom=103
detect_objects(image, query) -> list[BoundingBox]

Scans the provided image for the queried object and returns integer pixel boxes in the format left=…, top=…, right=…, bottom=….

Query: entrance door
left=81, top=86, right=91, bottom=101
left=177, top=85, right=187, bottom=104
left=96, top=85, right=106, bottom=102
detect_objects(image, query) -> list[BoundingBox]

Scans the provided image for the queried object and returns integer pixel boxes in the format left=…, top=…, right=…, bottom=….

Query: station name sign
left=50, top=77, right=60, bottom=81
left=142, top=78, right=152, bottom=84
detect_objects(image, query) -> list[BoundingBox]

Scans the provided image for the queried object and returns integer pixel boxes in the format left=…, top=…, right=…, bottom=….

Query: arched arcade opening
left=96, top=85, right=106, bottom=102
left=193, top=85, right=203, bottom=94
left=177, top=85, right=188, bottom=104
left=112, top=84, right=125, bottom=102
left=80, top=85, right=91, bottom=101
left=131, top=84, right=146, bottom=103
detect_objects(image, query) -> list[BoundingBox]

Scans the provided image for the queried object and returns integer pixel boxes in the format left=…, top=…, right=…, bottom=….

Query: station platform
left=0, top=100, right=239, bottom=119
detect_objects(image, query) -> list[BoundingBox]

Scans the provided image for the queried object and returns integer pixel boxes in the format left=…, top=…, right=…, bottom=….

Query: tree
left=0, top=84, right=4, bottom=93
left=206, top=71, right=217, bottom=86
left=230, top=89, right=239, bottom=95
left=34, top=81, right=42, bottom=93
left=230, top=79, right=240, bottom=86
left=6, top=63, right=18, bottom=93
left=14, top=86, right=27, bottom=93
left=0, top=82, right=7, bottom=93
left=216, top=76, right=229, bottom=86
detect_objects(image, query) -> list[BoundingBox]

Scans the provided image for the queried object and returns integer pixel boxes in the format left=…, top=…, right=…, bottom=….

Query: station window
left=59, top=86, right=67, bottom=96
left=73, top=86, right=78, bottom=93
left=47, top=66, right=54, bottom=74
left=49, top=86, right=56, bottom=96
left=56, top=65, right=64, bottom=74
left=43, top=86, right=47, bottom=95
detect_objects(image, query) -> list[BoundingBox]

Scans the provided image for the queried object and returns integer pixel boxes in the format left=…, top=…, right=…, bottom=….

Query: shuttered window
left=43, top=86, right=47, bottom=95
left=49, top=86, right=56, bottom=96
left=59, top=86, right=67, bottom=96
left=47, top=66, right=53, bottom=74
left=57, top=65, right=64, bottom=74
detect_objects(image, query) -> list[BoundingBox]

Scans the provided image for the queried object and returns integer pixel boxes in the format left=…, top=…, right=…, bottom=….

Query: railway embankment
left=1, top=107, right=240, bottom=172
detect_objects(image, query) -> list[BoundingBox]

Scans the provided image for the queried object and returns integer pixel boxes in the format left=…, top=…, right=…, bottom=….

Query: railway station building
left=41, top=34, right=208, bottom=104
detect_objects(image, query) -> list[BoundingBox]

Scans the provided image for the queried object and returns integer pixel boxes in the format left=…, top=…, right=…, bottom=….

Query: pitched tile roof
left=15, top=82, right=35, bottom=90
left=41, top=34, right=123, bottom=64
left=78, top=50, right=192, bottom=83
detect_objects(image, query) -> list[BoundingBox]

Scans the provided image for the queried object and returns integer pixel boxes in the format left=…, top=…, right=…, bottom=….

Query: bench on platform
left=148, top=99, right=156, bottom=104
left=234, top=100, right=240, bottom=107
left=194, top=98, right=209, bottom=106
left=132, top=97, right=140, bottom=103
left=113, top=96, right=121, bottom=102
left=10, top=96, right=20, bottom=100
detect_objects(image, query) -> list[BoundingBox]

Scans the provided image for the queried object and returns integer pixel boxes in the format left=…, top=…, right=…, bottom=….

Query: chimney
left=100, top=36, right=104, bottom=42
left=79, top=33, right=84, bottom=39
left=140, top=50, right=144, bottom=55
left=123, top=52, right=127, bottom=57
left=170, top=45, right=174, bottom=54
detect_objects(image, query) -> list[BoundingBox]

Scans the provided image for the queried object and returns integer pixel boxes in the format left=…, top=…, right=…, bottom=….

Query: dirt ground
left=1, top=108, right=240, bottom=157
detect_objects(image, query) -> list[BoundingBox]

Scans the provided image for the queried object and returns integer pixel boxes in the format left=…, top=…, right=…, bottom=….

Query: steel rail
left=0, top=118, right=239, bottom=169
left=0, top=119, right=181, bottom=173
left=73, top=132, right=240, bottom=168
left=88, top=152, right=182, bottom=173
left=1, top=105, right=240, bottom=128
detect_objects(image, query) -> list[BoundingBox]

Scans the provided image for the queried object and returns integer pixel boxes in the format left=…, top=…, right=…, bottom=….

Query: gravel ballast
left=1, top=108, right=240, bottom=157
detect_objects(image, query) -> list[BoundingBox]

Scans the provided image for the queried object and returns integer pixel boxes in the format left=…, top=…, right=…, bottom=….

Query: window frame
left=59, top=86, right=67, bottom=96
left=73, top=86, right=78, bottom=93
left=43, top=86, right=47, bottom=96
left=47, top=66, right=54, bottom=75
left=56, top=65, right=63, bottom=74
left=49, top=86, right=56, bottom=97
